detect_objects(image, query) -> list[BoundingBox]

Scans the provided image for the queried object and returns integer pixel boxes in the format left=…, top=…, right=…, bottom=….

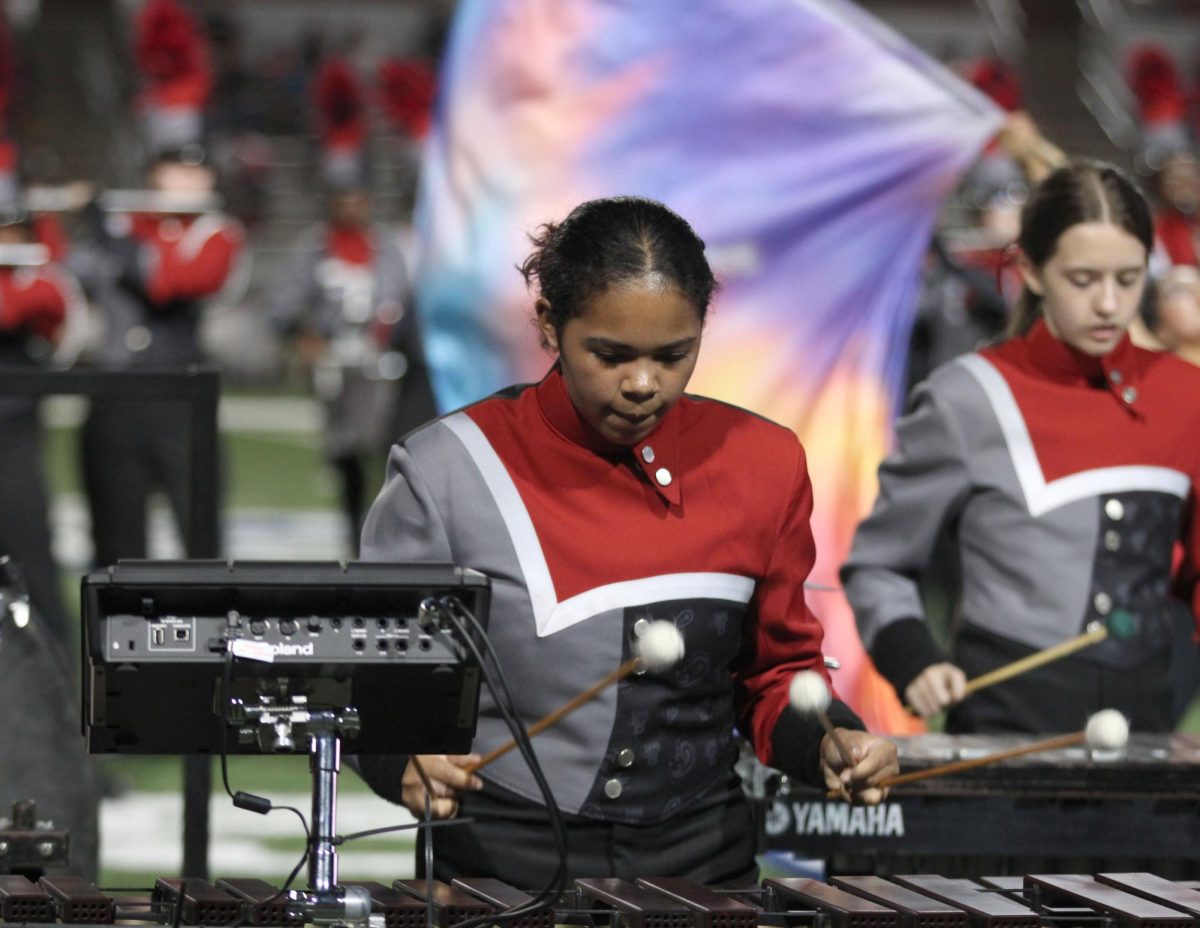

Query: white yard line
left=101, top=792, right=419, bottom=879
left=43, top=395, right=324, bottom=434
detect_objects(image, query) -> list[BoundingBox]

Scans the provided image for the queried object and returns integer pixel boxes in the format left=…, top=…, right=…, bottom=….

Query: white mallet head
left=635, top=621, right=685, bottom=672
left=1085, top=709, right=1130, bottom=752
left=789, top=669, right=832, bottom=714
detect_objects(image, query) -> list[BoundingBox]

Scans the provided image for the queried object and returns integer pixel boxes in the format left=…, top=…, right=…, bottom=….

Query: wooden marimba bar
left=4, top=872, right=1200, bottom=928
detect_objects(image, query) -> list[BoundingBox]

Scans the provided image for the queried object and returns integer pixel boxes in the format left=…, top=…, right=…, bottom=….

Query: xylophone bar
left=450, top=878, right=553, bottom=928
left=392, top=879, right=490, bottom=927
left=39, top=877, right=113, bottom=925
left=4, top=873, right=1200, bottom=927
left=343, top=880, right=425, bottom=928
left=829, top=875, right=970, bottom=928
left=635, top=877, right=759, bottom=928
left=154, top=878, right=241, bottom=926
left=0, top=876, right=55, bottom=923
left=576, top=878, right=693, bottom=928
left=214, top=878, right=305, bottom=927
left=1025, top=875, right=1193, bottom=928
left=889, top=876, right=1040, bottom=928
left=1098, top=875, right=1200, bottom=919
left=763, top=877, right=899, bottom=928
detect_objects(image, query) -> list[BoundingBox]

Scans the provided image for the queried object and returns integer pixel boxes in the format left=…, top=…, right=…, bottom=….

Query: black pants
left=0, top=409, right=70, bottom=646
left=81, top=399, right=213, bottom=565
left=946, top=624, right=1175, bottom=734
left=417, top=778, right=758, bottom=888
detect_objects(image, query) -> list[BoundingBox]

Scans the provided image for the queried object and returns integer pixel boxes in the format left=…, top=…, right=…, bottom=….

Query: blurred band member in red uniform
left=0, top=206, right=82, bottom=644
left=268, top=185, right=435, bottom=547
left=72, top=147, right=244, bottom=565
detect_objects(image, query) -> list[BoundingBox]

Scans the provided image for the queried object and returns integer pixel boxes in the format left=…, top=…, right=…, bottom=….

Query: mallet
left=879, top=709, right=1129, bottom=790
left=463, top=620, right=685, bottom=774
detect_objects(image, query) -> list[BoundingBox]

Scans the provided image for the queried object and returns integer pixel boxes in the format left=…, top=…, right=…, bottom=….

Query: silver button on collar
left=617, top=748, right=635, bottom=768
left=1109, top=370, right=1123, bottom=385
left=641, top=446, right=655, bottom=463
left=604, top=778, right=623, bottom=799
left=1122, top=386, right=1138, bottom=404
left=655, top=467, right=672, bottom=487
left=1104, top=530, right=1120, bottom=552
left=1094, top=592, right=1113, bottom=615
left=1105, top=499, right=1125, bottom=521
left=633, top=618, right=650, bottom=637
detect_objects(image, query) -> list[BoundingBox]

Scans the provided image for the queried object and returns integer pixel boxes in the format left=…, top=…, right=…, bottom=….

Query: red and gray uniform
left=0, top=262, right=75, bottom=644
left=267, top=222, right=430, bottom=459
left=844, top=320, right=1200, bottom=732
left=74, top=210, right=243, bottom=566
left=358, top=366, right=859, bottom=831
left=80, top=211, right=243, bottom=368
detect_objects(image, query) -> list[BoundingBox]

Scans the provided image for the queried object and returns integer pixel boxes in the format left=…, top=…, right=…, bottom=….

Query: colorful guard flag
left=413, top=0, right=1004, bottom=732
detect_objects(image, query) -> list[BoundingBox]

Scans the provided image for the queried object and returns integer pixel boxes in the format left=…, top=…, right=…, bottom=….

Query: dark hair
left=1008, top=160, right=1153, bottom=337
left=519, top=196, right=717, bottom=337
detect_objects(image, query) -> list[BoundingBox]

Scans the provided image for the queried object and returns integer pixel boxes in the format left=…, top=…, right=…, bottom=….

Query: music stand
left=82, top=560, right=490, bottom=925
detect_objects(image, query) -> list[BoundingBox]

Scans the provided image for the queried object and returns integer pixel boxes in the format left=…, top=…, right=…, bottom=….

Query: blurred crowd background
left=0, top=0, right=1196, bottom=701
left=0, top=0, right=1199, bottom=885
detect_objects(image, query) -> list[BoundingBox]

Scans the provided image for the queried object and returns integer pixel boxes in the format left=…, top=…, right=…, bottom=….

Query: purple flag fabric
left=413, top=0, right=1003, bottom=730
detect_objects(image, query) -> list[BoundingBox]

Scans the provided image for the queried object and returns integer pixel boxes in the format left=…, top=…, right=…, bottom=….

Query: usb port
left=174, top=626, right=190, bottom=641
left=151, top=625, right=166, bottom=647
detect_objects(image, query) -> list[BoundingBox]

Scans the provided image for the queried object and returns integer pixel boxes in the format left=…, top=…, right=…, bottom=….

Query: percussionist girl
left=357, top=196, right=897, bottom=884
left=844, top=162, right=1200, bottom=733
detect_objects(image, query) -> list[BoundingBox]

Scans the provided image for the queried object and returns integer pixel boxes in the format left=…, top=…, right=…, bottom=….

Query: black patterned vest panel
left=578, top=599, right=745, bottom=824
left=1083, top=490, right=1188, bottom=669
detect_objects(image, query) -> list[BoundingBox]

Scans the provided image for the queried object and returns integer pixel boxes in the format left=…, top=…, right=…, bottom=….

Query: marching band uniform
left=0, top=252, right=77, bottom=644
left=357, top=365, right=862, bottom=883
left=844, top=319, right=1200, bottom=733
left=75, top=206, right=244, bottom=566
left=267, top=218, right=435, bottom=542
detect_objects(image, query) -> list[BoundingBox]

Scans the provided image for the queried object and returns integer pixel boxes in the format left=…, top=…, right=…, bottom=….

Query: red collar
left=1007, top=319, right=1145, bottom=411
left=534, top=365, right=683, bottom=506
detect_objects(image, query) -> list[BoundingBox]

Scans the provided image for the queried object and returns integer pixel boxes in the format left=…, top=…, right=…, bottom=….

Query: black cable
left=335, top=817, right=475, bottom=843
left=429, top=596, right=570, bottom=928
left=217, top=650, right=312, bottom=928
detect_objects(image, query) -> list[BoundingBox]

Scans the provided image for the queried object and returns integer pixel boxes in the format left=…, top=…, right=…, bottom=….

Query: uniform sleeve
left=840, top=377, right=973, bottom=697
left=360, top=438, right=454, bottom=563
left=146, top=217, right=244, bottom=304
left=733, top=441, right=864, bottom=786
left=0, top=270, right=68, bottom=340
left=354, top=434, right=454, bottom=802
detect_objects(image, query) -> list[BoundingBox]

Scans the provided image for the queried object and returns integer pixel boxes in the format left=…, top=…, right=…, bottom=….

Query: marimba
left=4, top=872, right=1200, bottom=927
left=751, top=733, right=1200, bottom=877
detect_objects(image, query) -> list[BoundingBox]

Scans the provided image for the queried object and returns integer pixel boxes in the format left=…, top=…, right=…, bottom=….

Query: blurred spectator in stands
left=1141, top=264, right=1200, bottom=366
left=267, top=184, right=435, bottom=549
left=134, top=0, right=213, bottom=157
left=909, top=60, right=1065, bottom=391
left=313, top=57, right=368, bottom=192
left=1128, top=44, right=1192, bottom=166
left=72, top=147, right=244, bottom=566
left=958, top=58, right=1028, bottom=211
left=376, top=56, right=436, bottom=212
left=1148, top=148, right=1200, bottom=267
left=377, top=57, right=436, bottom=142
left=205, top=13, right=275, bottom=229
left=0, top=204, right=83, bottom=647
